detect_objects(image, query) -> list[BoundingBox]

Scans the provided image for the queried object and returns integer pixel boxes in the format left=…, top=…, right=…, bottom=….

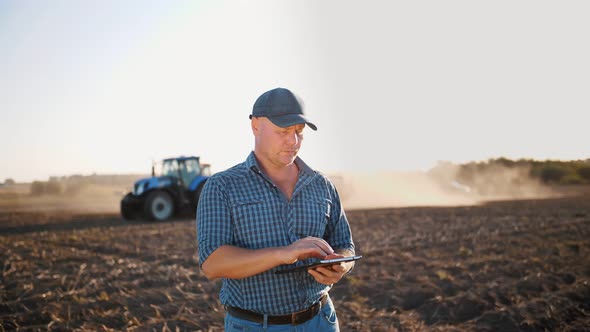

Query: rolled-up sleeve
left=196, top=176, right=232, bottom=267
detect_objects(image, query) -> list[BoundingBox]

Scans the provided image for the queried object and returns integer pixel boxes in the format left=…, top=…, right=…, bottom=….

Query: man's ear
left=251, top=117, right=259, bottom=135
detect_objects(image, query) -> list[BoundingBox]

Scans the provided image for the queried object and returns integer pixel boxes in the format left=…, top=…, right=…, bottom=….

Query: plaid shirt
left=196, top=152, right=355, bottom=315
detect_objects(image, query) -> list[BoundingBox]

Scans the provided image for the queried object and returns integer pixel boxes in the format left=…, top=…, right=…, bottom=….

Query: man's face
left=253, top=117, right=305, bottom=168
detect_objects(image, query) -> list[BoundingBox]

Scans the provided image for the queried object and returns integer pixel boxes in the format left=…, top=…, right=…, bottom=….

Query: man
left=197, top=87, right=355, bottom=331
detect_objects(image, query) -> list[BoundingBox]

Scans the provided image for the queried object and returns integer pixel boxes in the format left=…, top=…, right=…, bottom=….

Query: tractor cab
left=158, top=157, right=211, bottom=190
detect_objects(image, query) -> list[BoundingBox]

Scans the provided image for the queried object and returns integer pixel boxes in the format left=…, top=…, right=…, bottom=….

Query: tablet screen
left=275, top=255, right=362, bottom=274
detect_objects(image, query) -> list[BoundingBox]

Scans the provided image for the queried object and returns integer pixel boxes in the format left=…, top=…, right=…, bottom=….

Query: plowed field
left=1, top=194, right=589, bottom=331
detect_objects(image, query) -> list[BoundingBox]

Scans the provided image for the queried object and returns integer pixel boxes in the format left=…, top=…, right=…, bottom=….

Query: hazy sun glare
left=0, top=1, right=588, bottom=183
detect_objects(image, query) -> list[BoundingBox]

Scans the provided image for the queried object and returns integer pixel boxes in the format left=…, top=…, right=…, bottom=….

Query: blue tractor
left=120, top=156, right=211, bottom=221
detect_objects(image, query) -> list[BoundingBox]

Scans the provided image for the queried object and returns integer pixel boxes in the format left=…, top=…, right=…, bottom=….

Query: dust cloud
left=329, top=163, right=558, bottom=210
left=2, top=164, right=560, bottom=214
left=0, top=184, right=127, bottom=213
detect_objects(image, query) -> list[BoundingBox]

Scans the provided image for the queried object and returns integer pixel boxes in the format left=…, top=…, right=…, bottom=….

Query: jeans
left=224, top=296, right=339, bottom=332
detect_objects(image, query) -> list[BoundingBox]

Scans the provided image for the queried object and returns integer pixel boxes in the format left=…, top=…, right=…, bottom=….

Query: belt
left=225, top=294, right=328, bottom=326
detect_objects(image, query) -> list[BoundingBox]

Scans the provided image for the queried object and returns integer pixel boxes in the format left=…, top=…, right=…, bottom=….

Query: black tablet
left=275, top=256, right=362, bottom=274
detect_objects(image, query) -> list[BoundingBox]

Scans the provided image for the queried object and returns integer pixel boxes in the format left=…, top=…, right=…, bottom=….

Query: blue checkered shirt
left=196, top=152, right=355, bottom=315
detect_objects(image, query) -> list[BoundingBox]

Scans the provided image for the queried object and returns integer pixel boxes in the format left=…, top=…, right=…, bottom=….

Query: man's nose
left=287, top=132, right=299, bottom=146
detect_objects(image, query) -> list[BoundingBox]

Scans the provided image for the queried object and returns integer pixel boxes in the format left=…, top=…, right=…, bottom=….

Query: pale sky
left=1, top=0, right=588, bottom=183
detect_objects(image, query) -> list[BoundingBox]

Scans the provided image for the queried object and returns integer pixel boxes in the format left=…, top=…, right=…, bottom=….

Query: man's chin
left=278, top=156, right=297, bottom=166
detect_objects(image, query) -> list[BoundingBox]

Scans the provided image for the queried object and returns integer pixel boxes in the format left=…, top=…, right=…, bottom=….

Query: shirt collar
left=246, top=151, right=315, bottom=177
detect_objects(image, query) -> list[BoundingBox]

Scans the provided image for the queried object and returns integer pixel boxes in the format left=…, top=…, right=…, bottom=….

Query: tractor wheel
left=144, top=191, right=174, bottom=221
left=121, top=193, right=138, bottom=220
left=121, top=204, right=136, bottom=220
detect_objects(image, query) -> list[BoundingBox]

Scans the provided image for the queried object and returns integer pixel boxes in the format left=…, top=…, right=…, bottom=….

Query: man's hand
left=201, top=237, right=334, bottom=280
left=307, top=252, right=353, bottom=285
left=280, top=237, right=334, bottom=265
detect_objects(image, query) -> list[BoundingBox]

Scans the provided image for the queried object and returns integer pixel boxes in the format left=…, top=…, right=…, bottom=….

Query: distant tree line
left=30, top=174, right=147, bottom=196
left=30, top=180, right=65, bottom=196
left=457, top=157, right=590, bottom=185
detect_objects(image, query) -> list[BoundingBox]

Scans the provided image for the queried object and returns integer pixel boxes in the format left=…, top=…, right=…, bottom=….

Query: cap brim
left=268, top=113, right=317, bottom=131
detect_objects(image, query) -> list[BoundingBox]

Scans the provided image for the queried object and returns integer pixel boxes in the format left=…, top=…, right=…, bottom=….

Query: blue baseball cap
left=249, top=88, right=317, bottom=131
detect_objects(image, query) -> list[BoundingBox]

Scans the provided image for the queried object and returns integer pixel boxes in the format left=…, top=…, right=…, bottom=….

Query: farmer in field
left=197, top=87, right=355, bottom=331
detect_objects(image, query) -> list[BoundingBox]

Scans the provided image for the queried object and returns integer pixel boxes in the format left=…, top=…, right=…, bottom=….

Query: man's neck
left=258, top=159, right=298, bottom=182
left=254, top=153, right=300, bottom=199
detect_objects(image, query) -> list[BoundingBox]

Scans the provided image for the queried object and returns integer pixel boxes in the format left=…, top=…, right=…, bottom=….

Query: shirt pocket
left=231, top=198, right=284, bottom=249
left=293, top=198, right=332, bottom=238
